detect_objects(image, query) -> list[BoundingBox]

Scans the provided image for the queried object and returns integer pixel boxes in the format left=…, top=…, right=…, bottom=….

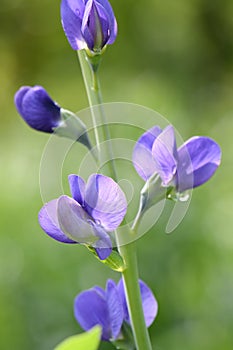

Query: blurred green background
left=1, top=0, right=233, bottom=349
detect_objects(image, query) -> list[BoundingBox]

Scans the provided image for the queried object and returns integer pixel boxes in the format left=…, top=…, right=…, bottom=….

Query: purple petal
left=84, top=174, right=127, bottom=231
left=74, top=289, right=111, bottom=340
left=138, top=280, right=158, bottom=327
left=117, top=278, right=158, bottom=327
left=68, top=174, right=86, bottom=205
left=14, top=86, right=30, bottom=116
left=96, top=0, right=117, bottom=44
left=133, top=126, right=162, bottom=180
left=92, top=224, right=112, bottom=260
left=152, top=125, right=178, bottom=186
left=177, top=136, right=221, bottom=191
left=106, top=279, right=124, bottom=340
left=38, top=199, right=75, bottom=243
left=14, top=85, right=61, bottom=133
left=81, top=0, right=96, bottom=50
left=57, top=195, right=97, bottom=244
left=61, top=0, right=86, bottom=50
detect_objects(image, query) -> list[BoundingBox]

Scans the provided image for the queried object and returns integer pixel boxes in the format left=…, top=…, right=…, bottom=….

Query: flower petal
left=84, top=174, right=127, bottom=231
left=117, top=278, right=158, bottom=327
left=15, top=86, right=61, bottom=133
left=61, top=0, right=86, bottom=50
left=38, top=199, right=75, bottom=243
left=68, top=174, right=86, bottom=205
left=138, top=280, right=158, bottom=327
left=177, top=136, right=221, bottom=191
left=96, top=0, right=117, bottom=44
left=152, top=125, right=178, bottom=186
left=133, top=126, right=162, bottom=180
left=91, top=223, right=112, bottom=260
left=74, top=289, right=111, bottom=341
left=57, top=195, right=97, bottom=244
left=106, top=279, right=124, bottom=340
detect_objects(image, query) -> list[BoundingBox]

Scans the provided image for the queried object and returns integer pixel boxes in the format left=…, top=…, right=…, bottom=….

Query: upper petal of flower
left=177, top=136, right=221, bottom=191
left=38, top=199, right=76, bottom=243
left=106, top=279, right=124, bottom=340
left=152, top=125, right=178, bottom=186
left=133, top=126, right=163, bottom=181
left=68, top=174, right=86, bottom=205
left=74, top=288, right=111, bottom=340
left=61, top=0, right=86, bottom=50
left=84, top=174, right=127, bottom=231
left=14, top=86, right=61, bottom=133
left=117, top=278, right=158, bottom=327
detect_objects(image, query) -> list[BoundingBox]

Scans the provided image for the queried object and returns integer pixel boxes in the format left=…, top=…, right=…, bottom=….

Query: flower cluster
left=74, top=278, right=158, bottom=341
left=39, top=174, right=127, bottom=260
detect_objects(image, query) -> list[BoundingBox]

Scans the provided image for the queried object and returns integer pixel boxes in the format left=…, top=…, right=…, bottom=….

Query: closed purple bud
left=14, top=85, right=61, bottom=133
left=61, top=0, right=117, bottom=52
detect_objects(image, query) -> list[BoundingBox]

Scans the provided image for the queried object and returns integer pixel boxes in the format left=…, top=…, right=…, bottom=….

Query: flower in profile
left=14, top=85, right=61, bottom=133
left=74, top=278, right=158, bottom=341
left=14, top=85, right=91, bottom=147
left=39, top=174, right=127, bottom=260
left=61, top=0, right=117, bottom=52
left=133, top=125, right=221, bottom=193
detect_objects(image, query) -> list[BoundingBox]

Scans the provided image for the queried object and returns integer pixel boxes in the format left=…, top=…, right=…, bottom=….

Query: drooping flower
left=38, top=174, right=127, bottom=260
left=61, top=0, right=117, bottom=52
left=74, top=278, right=158, bottom=341
left=133, top=125, right=221, bottom=193
left=14, top=85, right=61, bottom=133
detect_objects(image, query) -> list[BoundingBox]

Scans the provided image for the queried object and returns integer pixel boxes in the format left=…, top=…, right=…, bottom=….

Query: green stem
left=77, top=49, right=117, bottom=179
left=117, top=239, right=152, bottom=350
left=77, top=49, right=152, bottom=350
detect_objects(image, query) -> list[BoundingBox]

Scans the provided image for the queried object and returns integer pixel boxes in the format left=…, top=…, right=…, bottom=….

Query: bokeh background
left=1, top=0, right=233, bottom=349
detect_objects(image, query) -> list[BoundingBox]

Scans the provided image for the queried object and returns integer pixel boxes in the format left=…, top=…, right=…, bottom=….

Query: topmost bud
left=61, top=0, right=117, bottom=53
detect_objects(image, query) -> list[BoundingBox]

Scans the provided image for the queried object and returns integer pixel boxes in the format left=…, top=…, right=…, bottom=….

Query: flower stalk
left=78, top=50, right=153, bottom=350
left=77, top=49, right=117, bottom=179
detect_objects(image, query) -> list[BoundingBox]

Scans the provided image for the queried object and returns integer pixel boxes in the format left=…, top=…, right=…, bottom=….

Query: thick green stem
left=77, top=49, right=153, bottom=350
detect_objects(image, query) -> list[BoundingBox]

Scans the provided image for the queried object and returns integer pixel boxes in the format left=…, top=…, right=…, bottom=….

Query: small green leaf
left=54, top=326, right=101, bottom=350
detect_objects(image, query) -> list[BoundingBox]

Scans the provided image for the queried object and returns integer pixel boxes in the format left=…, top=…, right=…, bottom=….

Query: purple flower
left=14, top=85, right=61, bottom=133
left=133, top=125, right=221, bottom=193
left=61, top=0, right=117, bottom=52
left=74, top=278, right=158, bottom=341
left=38, top=174, right=127, bottom=260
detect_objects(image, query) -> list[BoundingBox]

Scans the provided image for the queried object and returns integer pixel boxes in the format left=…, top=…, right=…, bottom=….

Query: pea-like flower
left=74, top=278, right=158, bottom=341
left=15, top=85, right=61, bottom=133
left=38, top=174, right=127, bottom=260
left=133, top=125, right=221, bottom=193
left=61, top=0, right=117, bottom=52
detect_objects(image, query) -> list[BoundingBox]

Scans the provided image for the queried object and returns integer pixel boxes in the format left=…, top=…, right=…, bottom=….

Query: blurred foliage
left=0, top=0, right=233, bottom=349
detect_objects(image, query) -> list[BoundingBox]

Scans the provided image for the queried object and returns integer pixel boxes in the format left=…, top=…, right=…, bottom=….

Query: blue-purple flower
left=61, top=0, right=117, bottom=52
left=133, top=125, right=221, bottom=193
left=15, top=85, right=61, bottom=133
left=38, top=174, right=127, bottom=260
left=74, top=278, right=158, bottom=341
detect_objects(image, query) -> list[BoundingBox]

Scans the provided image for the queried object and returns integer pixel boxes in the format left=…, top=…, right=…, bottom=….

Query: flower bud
left=61, top=0, right=117, bottom=53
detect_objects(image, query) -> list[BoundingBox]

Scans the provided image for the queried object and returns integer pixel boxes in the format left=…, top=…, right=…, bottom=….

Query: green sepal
left=112, top=323, right=136, bottom=350
left=87, top=246, right=126, bottom=272
left=54, top=326, right=101, bottom=350
left=54, top=108, right=92, bottom=150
